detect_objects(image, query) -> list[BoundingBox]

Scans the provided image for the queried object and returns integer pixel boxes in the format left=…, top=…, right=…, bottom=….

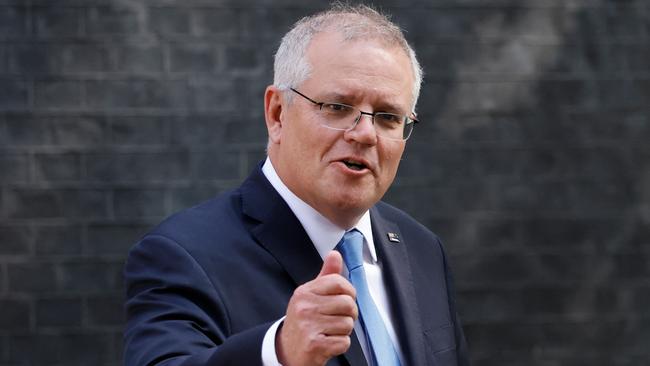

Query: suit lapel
left=371, top=206, right=428, bottom=366
left=240, top=166, right=367, bottom=366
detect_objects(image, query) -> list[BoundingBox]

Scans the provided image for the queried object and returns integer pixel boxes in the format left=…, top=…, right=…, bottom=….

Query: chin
left=332, top=192, right=376, bottom=213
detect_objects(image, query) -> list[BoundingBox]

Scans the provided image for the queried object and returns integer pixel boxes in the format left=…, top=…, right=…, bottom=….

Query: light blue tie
left=336, top=229, right=401, bottom=366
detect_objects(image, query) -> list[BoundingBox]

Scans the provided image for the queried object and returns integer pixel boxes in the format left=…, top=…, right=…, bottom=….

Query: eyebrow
left=319, top=92, right=407, bottom=114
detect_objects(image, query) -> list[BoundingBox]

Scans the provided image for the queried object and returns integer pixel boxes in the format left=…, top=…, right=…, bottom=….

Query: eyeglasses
left=289, top=88, right=418, bottom=141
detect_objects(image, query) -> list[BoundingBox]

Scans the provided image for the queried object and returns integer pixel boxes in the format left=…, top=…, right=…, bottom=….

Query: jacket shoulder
left=374, top=200, right=441, bottom=241
left=142, top=188, right=247, bottom=252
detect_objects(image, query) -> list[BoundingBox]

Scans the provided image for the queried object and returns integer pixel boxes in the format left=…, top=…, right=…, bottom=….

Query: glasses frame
left=289, top=88, right=418, bottom=141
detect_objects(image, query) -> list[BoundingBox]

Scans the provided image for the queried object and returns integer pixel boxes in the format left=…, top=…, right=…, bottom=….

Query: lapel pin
left=387, top=232, right=400, bottom=243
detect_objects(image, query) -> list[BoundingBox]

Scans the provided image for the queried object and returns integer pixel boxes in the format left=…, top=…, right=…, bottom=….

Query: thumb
left=317, top=250, right=343, bottom=277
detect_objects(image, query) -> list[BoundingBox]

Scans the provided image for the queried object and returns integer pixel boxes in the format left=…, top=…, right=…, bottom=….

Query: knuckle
left=294, top=302, right=314, bottom=317
left=344, top=298, right=357, bottom=315
left=344, top=316, right=354, bottom=331
left=305, top=333, right=325, bottom=354
left=332, top=336, right=351, bottom=355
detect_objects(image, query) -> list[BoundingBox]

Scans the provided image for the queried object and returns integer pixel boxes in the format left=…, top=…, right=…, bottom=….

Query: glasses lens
left=402, top=121, right=414, bottom=140
left=373, top=113, right=408, bottom=140
left=320, top=103, right=358, bottom=129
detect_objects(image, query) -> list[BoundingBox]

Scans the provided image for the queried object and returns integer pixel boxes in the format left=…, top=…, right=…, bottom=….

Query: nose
left=344, top=112, right=377, bottom=145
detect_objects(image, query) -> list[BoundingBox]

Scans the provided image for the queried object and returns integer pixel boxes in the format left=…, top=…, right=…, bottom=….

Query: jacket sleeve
left=123, top=234, right=271, bottom=366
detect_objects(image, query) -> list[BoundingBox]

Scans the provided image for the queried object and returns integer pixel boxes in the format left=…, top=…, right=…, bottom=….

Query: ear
left=264, top=86, right=284, bottom=144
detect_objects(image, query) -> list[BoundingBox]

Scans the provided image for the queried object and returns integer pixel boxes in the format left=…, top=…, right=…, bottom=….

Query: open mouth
left=342, top=159, right=367, bottom=171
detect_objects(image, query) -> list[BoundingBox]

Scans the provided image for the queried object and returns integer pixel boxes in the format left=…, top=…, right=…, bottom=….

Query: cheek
left=381, top=143, right=405, bottom=174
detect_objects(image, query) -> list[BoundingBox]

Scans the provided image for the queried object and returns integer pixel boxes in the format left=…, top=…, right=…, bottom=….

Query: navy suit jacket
left=124, top=165, right=470, bottom=366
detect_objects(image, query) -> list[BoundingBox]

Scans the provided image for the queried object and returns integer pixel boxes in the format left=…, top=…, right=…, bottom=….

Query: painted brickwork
left=0, top=1, right=648, bottom=365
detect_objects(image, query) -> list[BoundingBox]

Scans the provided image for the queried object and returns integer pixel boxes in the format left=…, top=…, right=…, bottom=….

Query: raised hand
left=276, top=251, right=358, bottom=366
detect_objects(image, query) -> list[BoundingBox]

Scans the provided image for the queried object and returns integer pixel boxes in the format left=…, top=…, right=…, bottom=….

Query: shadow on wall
left=386, top=1, right=649, bottom=365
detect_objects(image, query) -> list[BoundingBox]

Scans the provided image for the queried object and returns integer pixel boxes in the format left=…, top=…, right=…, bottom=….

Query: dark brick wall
left=0, top=1, right=648, bottom=365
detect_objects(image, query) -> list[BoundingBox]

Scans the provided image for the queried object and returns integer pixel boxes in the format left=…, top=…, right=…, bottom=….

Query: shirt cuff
left=261, top=316, right=286, bottom=366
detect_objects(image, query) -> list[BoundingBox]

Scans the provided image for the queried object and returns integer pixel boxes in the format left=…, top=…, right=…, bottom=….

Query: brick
left=34, top=80, right=83, bottom=108
left=406, top=7, right=534, bottom=41
left=110, top=330, right=123, bottom=364
left=58, top=261, right=122, bottom=292
left=0, top=3, right=647, bottom=365
left=33, top=152, right=82, bottom=182
left=113, top=45, right=164, bottom=74
left=485, top=181, right=572, bottom=213
left=8, top=334, right=65, bottom=364
left=243, top=8, right=309, bottom=40
left=538, top=79, right=598, bottom=108
left=188, top=79, right=237, bottom=112
left=110, top=116, right=170, bottom=146
left=0, top=153, right=29, bottom=183
left=34, top=225, right=82, bottom=256
left=519, top=217, right=623, bottom=249
left=0, top=299, right=30, bottom=330
left=565, top=109, right=650, bottom=143
left=601, top=3, right=647, bottom=40
left=56, top=43, right=110, bottom=73
left=0, top=45, right=7, bottom=73
left=4, top=188, right=108, bottom=219
left=85, top=151, right=190, bottom=183
left=597, top=79, right=639, bottom=108
left=224, top=117, right=269, bottom=144
left=9, top=332, right=111, bottom=364
left=193, top=151, right=241, bottom=181
left=0, top=6, right=29, bottom=37
left=450, top=81, right=530, bottom=112
left=170, top=185, right=224, bottom=212
left=87, top=5, right=139, bottom=35
left=224, top=45, right=262, bottom=72
left=170, top=115, right=227, bottom=146
left=113, top=188, right=167, bottom=219
left=9, top=44, right=51, bottom=74
left=7, top=262, right=57, bottom=293
left=245, top=149, right=267, bottom=174
left=4, top=114, right=106, bottom=147
left=521, top=287, right=619, bottom=317
left=549, top=40, right=608, bottom=75
left=169, top=44, right=216, bottom=73
left=149, top=7, right=191, bottom=36
left=457, top=289, right=524, bottom=323
left=34, top=6, right=82, bottom=37
left=86, top=296, right=123, bottom=326
left=626, top=44, right=650, bottom=72
left=629, top=79, right=650, bottom=107
left=630, top=286, right=650, bottom=313
left=193, top=8, right=242, bottom=37
left=36, top=297, right=82, bottom=327
left=0, top=225, right=31, bottom=256
left=86, top=223, right=150, bottom=255
left=0, top=79, right=29, bottom=109
left=613, top=253, right=650, bottom=279
left=416, top=43, right=463, bottom=77
left=85, top=79, right=189, bottom=109
left=568, top=179, right=635, bottom=212
left=397, top=147, right=469, bottom=182
left=453, top=253, right=535, bottom=286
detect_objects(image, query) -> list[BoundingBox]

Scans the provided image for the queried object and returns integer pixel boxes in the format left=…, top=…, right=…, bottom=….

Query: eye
left=375, top=113, right=403, bottom=127
left=322, top=103, right=353, bottom=113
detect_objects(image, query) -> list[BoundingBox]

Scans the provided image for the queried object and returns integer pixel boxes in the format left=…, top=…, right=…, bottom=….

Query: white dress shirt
left=260, top=157, right=404, bottom=366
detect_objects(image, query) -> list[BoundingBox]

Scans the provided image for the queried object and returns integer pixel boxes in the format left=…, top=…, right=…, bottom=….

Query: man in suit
left=124, top=4, right=469, bottom=366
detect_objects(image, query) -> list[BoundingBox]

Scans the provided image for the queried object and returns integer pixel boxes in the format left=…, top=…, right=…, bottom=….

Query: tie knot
left=336, top=229, right=364, bottom=271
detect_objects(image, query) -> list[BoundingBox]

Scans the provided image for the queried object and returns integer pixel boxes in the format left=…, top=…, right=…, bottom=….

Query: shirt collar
left=261, top=157, right=377, bottom=263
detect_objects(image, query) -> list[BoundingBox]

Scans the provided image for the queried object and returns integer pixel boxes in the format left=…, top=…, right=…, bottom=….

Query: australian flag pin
left=387, top=232, right=400, bottom=243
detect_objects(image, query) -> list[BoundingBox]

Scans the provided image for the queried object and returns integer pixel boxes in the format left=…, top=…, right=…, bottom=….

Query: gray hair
left=273, top=3, right=423, bottom=112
